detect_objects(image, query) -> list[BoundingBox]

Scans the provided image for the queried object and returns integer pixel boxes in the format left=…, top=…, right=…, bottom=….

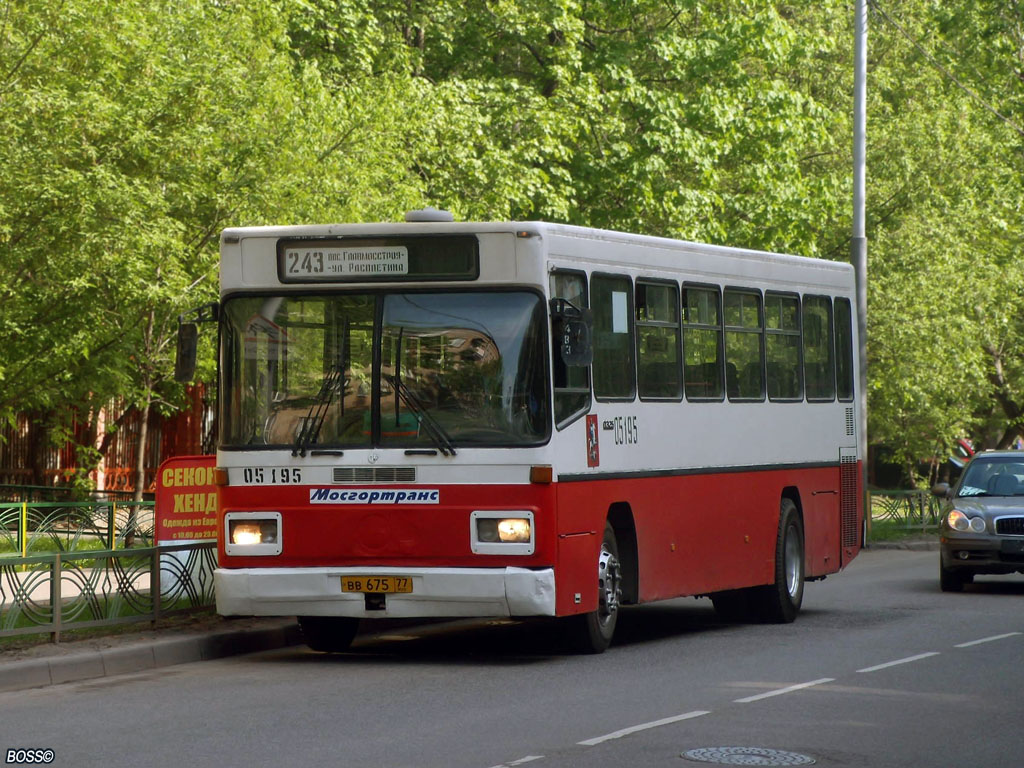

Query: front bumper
left=215, top=566, right=556, bottom=619
left=940, top=535, right=1024, bottom=574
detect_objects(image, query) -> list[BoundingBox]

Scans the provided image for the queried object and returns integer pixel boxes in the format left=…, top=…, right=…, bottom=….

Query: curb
left=865, top=538, right=939, bottom=552
left=0, top=621, right=303, bottom=694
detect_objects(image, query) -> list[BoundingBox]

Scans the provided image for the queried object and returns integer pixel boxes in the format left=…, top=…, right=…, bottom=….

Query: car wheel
left=939, top=563, right=966, bottom=593
left=298, top=616, right=360, bottom=652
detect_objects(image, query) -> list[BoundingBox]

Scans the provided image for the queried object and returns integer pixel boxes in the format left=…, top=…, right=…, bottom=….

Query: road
left=1, top=548, right=1022, bottom=768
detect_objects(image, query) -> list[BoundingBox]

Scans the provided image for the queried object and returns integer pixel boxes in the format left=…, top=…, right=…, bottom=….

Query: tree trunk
left=133, top=394, right=150, bottom=503
left=126, top=389, right=151, bottom=548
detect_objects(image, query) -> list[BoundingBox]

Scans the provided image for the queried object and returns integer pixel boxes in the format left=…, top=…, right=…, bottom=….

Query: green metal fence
left=868, top=489, right=943, bottom=531
left=0, top=501, right=216, bottom=642
left=0, top=500, right=155, bottom=557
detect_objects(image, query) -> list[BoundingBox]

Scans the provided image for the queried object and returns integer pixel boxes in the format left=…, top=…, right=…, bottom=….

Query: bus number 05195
left=613, top=416, right=638, bottom=446
left=242, top=467, right=302, bottom=485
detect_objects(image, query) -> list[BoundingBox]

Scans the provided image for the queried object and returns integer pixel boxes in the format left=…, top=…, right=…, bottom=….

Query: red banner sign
left=155, top=455, right=218, bottom=543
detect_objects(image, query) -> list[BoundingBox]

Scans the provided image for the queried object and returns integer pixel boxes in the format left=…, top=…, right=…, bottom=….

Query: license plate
left=1000, top=540, right=1024, bottom=555
left=341, top=576, right=413, bottom=594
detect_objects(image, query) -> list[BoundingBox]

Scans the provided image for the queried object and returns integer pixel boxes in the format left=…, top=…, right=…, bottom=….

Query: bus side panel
left=555, top=465, right=846, bottom=610
left=637, top=472, right=778, bottom=602
left=553, top=481, right=605, bottom=616
left=554, top=473, right=775, bottom=610
left=801, top=464, right=841, bottom=579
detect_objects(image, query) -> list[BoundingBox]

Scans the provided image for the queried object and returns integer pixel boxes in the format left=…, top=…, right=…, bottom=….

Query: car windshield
left=220, top=291, right=550, bottom=450
left=957, top=457, right=1024, bottom=497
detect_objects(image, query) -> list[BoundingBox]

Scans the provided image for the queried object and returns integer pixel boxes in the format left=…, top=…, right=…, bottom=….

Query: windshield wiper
left=293, top=366, right=343, bottom=457
left=385, top=373, right=457, bottom=457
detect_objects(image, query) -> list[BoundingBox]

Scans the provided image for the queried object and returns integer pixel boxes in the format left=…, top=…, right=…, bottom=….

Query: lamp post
left=853, top=0, right=869, bottom=510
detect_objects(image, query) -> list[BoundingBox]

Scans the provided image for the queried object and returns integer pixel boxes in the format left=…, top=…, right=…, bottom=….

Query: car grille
left=333, top=467, right=416, bottom=483
left=995, top=517, right=1024, bottom=536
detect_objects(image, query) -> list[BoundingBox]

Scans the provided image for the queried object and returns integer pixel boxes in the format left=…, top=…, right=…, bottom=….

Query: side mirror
left=173, top=302, right=219, bottom=383
left=550, top=299, right=593, bottom=366
left=931, top=482, right=951, bottom=499
left=174, top=322, right=199, bottom=383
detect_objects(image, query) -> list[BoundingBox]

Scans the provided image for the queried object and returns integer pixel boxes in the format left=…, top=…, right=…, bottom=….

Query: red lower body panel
left=217, top=462, right=862, bottom=619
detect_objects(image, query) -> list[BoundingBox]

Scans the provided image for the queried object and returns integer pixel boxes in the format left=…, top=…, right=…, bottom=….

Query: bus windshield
left=221, top=291, right=550, bottom=450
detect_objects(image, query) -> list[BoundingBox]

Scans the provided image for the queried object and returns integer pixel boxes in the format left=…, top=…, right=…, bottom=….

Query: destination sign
left=282, top=245, right=409, bottom=280
left=277, top=236, right=479, bottom=283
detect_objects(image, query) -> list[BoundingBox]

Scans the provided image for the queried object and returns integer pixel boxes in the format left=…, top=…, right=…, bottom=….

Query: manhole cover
left=682, top=747, right=816, bottom=766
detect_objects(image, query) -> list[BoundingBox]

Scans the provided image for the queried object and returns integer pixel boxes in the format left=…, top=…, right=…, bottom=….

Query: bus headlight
left=231, top=523, right=264, bottom=545
left=498, top=518, right=531, bottom=543
left=471, top=511, right=535, bottom=555
left=225, top=512, right=282, bottom=556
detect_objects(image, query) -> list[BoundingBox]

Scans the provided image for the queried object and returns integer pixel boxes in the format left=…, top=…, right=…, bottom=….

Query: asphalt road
left=1, top=548, right=1021, bottom=768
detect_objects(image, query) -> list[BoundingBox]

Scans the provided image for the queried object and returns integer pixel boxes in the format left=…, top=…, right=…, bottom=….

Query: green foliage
left=0, top=0, right=1022, bottom=482
left=860, top=0, right=1024, bottom=469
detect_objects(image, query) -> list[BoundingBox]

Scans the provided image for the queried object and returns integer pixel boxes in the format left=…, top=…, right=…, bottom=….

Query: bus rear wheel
left=298, top=616, right=360, bottom=652
left=566, top=523, right=622, bottom=654
left=752, top=498, right=804, bottom=623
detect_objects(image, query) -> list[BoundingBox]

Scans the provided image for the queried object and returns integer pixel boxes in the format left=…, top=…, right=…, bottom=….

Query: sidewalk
left=0, top=615, right=302, bottom=694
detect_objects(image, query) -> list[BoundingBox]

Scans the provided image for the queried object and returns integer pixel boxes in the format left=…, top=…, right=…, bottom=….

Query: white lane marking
left=955, top=632, right=1021, bottom=648
left=857, top=652, right=940, bottom=673
left=577, top=710, right=711, bottom=746
left=732, top=678, right=834, bottom=704
left=486, top=757, right=543, bottom=768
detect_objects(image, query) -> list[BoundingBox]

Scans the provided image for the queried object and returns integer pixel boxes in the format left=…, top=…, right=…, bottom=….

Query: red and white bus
left=199, top=209, right=862, bottom=653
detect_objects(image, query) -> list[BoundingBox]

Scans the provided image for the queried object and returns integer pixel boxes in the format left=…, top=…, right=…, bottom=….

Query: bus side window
left=550, top=271, right=592, bottom=427
left=835, top=297, right=855, bottom=402
left=724, top=288, right=765, bottom=401
left=765, top=292, right=802, bottom=401
left=636, top=281, right=682, bottom=400
left=591, top=273, right=636, bottom=401
left=682, top=285, right=724, bottom=400
left=803, top=295, right=836, bottom=401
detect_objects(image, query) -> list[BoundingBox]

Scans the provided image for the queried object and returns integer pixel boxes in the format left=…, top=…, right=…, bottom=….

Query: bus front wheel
left=298, top=616, right=360, bottom=652
left=566, top=522, right=622, bottom=654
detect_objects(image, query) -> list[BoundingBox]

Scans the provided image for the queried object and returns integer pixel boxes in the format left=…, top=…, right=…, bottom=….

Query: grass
left=0, top=607, right=221, bottom=653
left=0, top=594, right=216, bottom=648
left=0, top=537, right=111, bottom=556
left=866, top=517, right=939, bottom=543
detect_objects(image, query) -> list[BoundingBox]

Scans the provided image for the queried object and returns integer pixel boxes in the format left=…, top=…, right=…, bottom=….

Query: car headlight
left=948, top=510, right=969, bottom=531
left=947, top=510, right=985, bottom=533
left=225, top=512, right=282, bottom=555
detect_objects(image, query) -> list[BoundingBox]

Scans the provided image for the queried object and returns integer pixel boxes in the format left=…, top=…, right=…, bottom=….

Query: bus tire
left=566, top=522, right=622, bottom=654
left=753, top=498, right=804, bottom=623
left=298, top=616, right=360, bottom=653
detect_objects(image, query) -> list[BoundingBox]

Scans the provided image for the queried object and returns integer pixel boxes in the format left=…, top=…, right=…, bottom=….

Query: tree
left=855, top=0, right=1024, bottom=477
left=0, top=0, right=426, bottom=493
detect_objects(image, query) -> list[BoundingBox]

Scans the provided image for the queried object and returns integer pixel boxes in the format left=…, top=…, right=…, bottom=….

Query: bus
left=181, top=208, right=862, bottom=654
